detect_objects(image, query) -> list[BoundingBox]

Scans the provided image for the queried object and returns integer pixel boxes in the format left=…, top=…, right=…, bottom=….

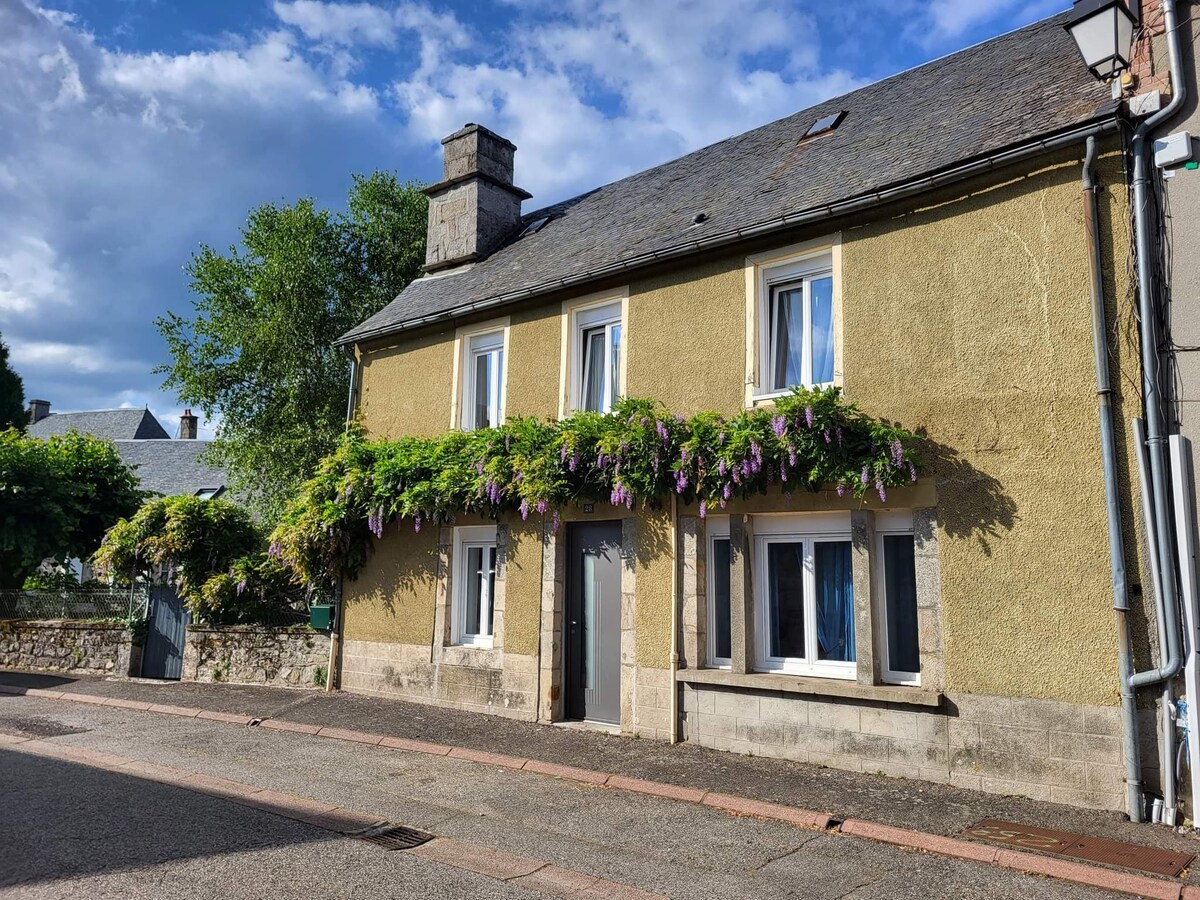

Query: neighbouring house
left=331, top=9, right=1171, bottom=816
left=27, top=401, right=227, bottom=499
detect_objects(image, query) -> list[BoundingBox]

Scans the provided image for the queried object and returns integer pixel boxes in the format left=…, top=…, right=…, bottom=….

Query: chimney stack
left=423, top=124, right=531, bottom=273
left=27, top=399, right=50, bottom=424
left=180, top=409, right=198, bottom=440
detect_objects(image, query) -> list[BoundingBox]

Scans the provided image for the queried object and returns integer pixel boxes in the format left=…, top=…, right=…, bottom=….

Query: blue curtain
left=815, top=541, right=855, bottom=662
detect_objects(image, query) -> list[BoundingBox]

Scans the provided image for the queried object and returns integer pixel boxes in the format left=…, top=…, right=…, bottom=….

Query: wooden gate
left=141, top=586, right=188, bottom=679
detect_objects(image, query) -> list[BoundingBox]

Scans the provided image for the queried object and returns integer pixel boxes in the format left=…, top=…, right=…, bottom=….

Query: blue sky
left=0, top=0, right=1069, bottom=438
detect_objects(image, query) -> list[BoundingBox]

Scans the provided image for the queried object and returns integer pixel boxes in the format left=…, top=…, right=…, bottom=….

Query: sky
left=0, top=0, right=1070, bottom=440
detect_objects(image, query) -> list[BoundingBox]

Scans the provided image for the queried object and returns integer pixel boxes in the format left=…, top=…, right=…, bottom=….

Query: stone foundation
left=182, top=626, right=330, bottom=689
left=341, top=638, right=539, bottom=719
left=682, top=682, right=1125, bottom=811
left=0, top=619, right=138, bottom=676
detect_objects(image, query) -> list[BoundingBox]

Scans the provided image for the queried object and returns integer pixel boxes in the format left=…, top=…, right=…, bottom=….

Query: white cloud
left=273, top=0, right=400, bottom=46
left=0, top=236, right=67, bottom=317
left=8, top=340, right=139, bottom=375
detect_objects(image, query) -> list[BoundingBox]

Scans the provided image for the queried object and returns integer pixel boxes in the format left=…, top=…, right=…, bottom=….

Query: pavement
left=2, top=669, right=1200, bottom=898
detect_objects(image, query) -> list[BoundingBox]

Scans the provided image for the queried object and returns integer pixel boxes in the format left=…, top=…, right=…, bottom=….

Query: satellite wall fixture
left=1064, top=0, right=1137, bottom=81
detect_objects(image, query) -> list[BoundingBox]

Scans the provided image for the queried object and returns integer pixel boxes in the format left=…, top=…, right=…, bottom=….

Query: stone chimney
left=27, top=399, right=50, bottom=424
left=179, top=409, right=198, bottom=440
left=423, top=124, right=532, bottom=273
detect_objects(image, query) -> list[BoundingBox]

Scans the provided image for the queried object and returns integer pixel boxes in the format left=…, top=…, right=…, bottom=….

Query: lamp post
left=1063, top=0, right=1138, bottom=81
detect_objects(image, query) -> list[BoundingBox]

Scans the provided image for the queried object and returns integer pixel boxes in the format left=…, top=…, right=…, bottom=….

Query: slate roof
left=342, top=12, right=1114, bottom=346
left=28, top=408, right=170, bottom=441
left=113, top=440, right=228, bottom=498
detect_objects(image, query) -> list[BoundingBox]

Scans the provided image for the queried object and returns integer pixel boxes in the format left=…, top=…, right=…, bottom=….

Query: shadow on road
left=0, top=748, right=338, bottom=889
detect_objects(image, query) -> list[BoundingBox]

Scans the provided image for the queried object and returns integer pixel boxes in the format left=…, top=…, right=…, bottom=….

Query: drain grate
left=965, top=819, right=1193, bottom=878
left=352, top=823, right=435, bottom=851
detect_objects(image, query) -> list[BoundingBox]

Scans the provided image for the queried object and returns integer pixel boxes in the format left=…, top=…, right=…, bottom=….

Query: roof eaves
left=338, top=110, right=1121, bottom=349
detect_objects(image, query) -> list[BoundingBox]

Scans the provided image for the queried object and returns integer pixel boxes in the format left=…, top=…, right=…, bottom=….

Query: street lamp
left=1064, top=0, right=1138, bottom=81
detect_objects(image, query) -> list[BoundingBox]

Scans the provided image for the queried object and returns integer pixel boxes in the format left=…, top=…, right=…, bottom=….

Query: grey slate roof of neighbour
left=28, top=408, right=170, bottom=441
left=113, top=440, right=228, bottom=498
left=341, top=12, right=1114, bottom=346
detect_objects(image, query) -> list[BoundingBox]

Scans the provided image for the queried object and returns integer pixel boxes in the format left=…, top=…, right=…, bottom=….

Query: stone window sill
left=676, top=667, right=942, bottom=708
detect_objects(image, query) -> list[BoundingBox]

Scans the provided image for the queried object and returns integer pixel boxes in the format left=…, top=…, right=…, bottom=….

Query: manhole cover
left=352, top=823, right=435, bottom=851
left=965, top=819, right=1193, bottom=878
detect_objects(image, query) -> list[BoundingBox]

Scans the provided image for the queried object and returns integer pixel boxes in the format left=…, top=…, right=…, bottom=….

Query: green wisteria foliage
left=270, top=388, right=920, bottom=590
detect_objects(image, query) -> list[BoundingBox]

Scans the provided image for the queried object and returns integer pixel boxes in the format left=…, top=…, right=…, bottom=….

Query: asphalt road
left=0, top=694, right=1116, bottom=899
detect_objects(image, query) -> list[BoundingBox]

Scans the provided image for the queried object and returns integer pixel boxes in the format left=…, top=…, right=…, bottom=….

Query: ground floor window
left=878, top=512, right=920, bottom=685
left=754, top=513, right=854, bottom=679
left=452, top=526, right=497, bottom=647
left=707, top=518, right=731, bottom=667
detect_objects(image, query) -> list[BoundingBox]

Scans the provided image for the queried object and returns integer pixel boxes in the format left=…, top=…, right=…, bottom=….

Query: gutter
left=338, top=114, right=1122, bottom=348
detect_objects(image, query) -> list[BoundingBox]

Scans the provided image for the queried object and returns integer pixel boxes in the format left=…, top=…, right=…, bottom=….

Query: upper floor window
left=452, top=526, right=498, bottom=647
left=463, top=329, right=505, bottom=430
left=569, top=299, right=624, bottom=413
left=747, top=241, right=839, bottom=403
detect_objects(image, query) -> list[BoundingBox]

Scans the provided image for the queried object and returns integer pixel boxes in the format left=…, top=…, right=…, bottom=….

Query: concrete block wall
left=341, top=638, right=540, bottom=720
left=682, top=683, right=1126, bottom=811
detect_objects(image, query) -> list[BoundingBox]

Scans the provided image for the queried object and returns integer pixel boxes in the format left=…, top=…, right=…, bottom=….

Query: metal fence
left=0, top=587, right=148, bottom=622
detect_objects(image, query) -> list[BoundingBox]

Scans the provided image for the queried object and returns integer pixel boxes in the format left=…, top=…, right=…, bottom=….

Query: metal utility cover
left=352, top=823, right=435, bottom=851
left=965, top=819, right=1193, bottom=878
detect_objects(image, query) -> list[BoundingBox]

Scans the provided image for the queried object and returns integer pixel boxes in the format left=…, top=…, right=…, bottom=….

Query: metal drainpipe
left=1083, top=136, right=1145, bottom=821
left=325, top=347, right=360, bottom=694
left=1130, top=0, right=1188, bottom=689
left=1125, top=0, right=1188, bottom=823
left=669, top=493, right=680, bottom=744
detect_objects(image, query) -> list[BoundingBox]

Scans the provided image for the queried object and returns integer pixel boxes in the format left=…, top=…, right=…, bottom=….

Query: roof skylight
left=804, top=111, right=846, bottom=139
left=519, top=216, right=552, bottom=238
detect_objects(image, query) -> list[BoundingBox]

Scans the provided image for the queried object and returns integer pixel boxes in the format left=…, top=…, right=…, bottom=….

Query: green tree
left=0, top=334, right=25, bottom=431
left=156, top=172, right=427, bottom=521
left=0, top=430, right=143, bottom=588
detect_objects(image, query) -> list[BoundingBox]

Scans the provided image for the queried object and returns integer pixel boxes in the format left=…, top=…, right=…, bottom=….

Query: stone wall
left=0, top=619, right=138, bottom=676
left=681, top=683, right=1125, bottom=811
left=182, top=626, right=330, bottom=689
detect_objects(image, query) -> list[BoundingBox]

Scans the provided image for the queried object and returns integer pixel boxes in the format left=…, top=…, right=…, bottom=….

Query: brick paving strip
left=0, top=682, right=1189, bottom=899
left=0, top=727, right=664, bottom=900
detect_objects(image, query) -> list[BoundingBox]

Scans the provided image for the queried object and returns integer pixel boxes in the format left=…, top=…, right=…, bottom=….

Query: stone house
left=332, top=13, right=1152, bottom=813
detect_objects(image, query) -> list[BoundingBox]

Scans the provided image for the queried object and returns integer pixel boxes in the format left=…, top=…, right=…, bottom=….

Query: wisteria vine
left=269, top=387, right=921, bottom=589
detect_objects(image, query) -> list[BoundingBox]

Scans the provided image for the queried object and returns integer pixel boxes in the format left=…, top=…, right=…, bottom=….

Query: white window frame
left=451, top=525, right=498, bottom=648
left=876, top=510, right=921, bottom=687
left=561, top=291, right=627, bottom=416
left=753, top=512, right=855, bottom=680
left=462, top=330, right=505, bottom=431
left=744, top=237, right=841, bottom=406
left=706, top=516, right=731, bottom=669
left=450, top=318, right=509, bottom=431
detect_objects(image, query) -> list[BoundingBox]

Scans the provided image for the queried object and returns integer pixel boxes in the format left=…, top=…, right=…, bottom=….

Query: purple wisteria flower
left=236, top=579, right=247, bottom=596
left=718, top=459, right=727, bottom=477
left=909, top=462, right=918, bottom=483
left=723, top=483, right=732, bottom=500
left=656, top=421, right=670, bottom=443
left=876, top=478, right=887, bottom=503
left=890, top=439, right=904, bottom=466
left=824, top=429, right=831, bottom=444
left=836, top=483, right=846, bottom=497
left=520, top=499, right=531, bottom=520
left=414, top=515, right=422, bottom=533
left=771, top=415, right=786, bottom=439
left=805, top=406, right=815, bottom=428
left=860, top=466, right=869, bottom=486
left=698, top=502, right=707, bottom=520
left=536, top=500, right=548, bottom=515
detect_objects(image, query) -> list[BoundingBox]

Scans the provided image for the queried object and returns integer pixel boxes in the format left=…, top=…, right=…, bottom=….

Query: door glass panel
left=810, top=275, right=834, bottom=384
left=582, top=328, right=606, bottom=412
left=581, top=551, right=596, bottom=689
left=465, top=546, right=484, bottom=635
left=767, top=541, right=806, bottom=658
left=483, top=545, right=496, bottom=636
left=770, top=286, right=804, bottom=390
left=712, top=538, right=732, bottom=661
left=814, top=540, right=855, bottom=662
left=884, top=535, right=919, bottom=673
